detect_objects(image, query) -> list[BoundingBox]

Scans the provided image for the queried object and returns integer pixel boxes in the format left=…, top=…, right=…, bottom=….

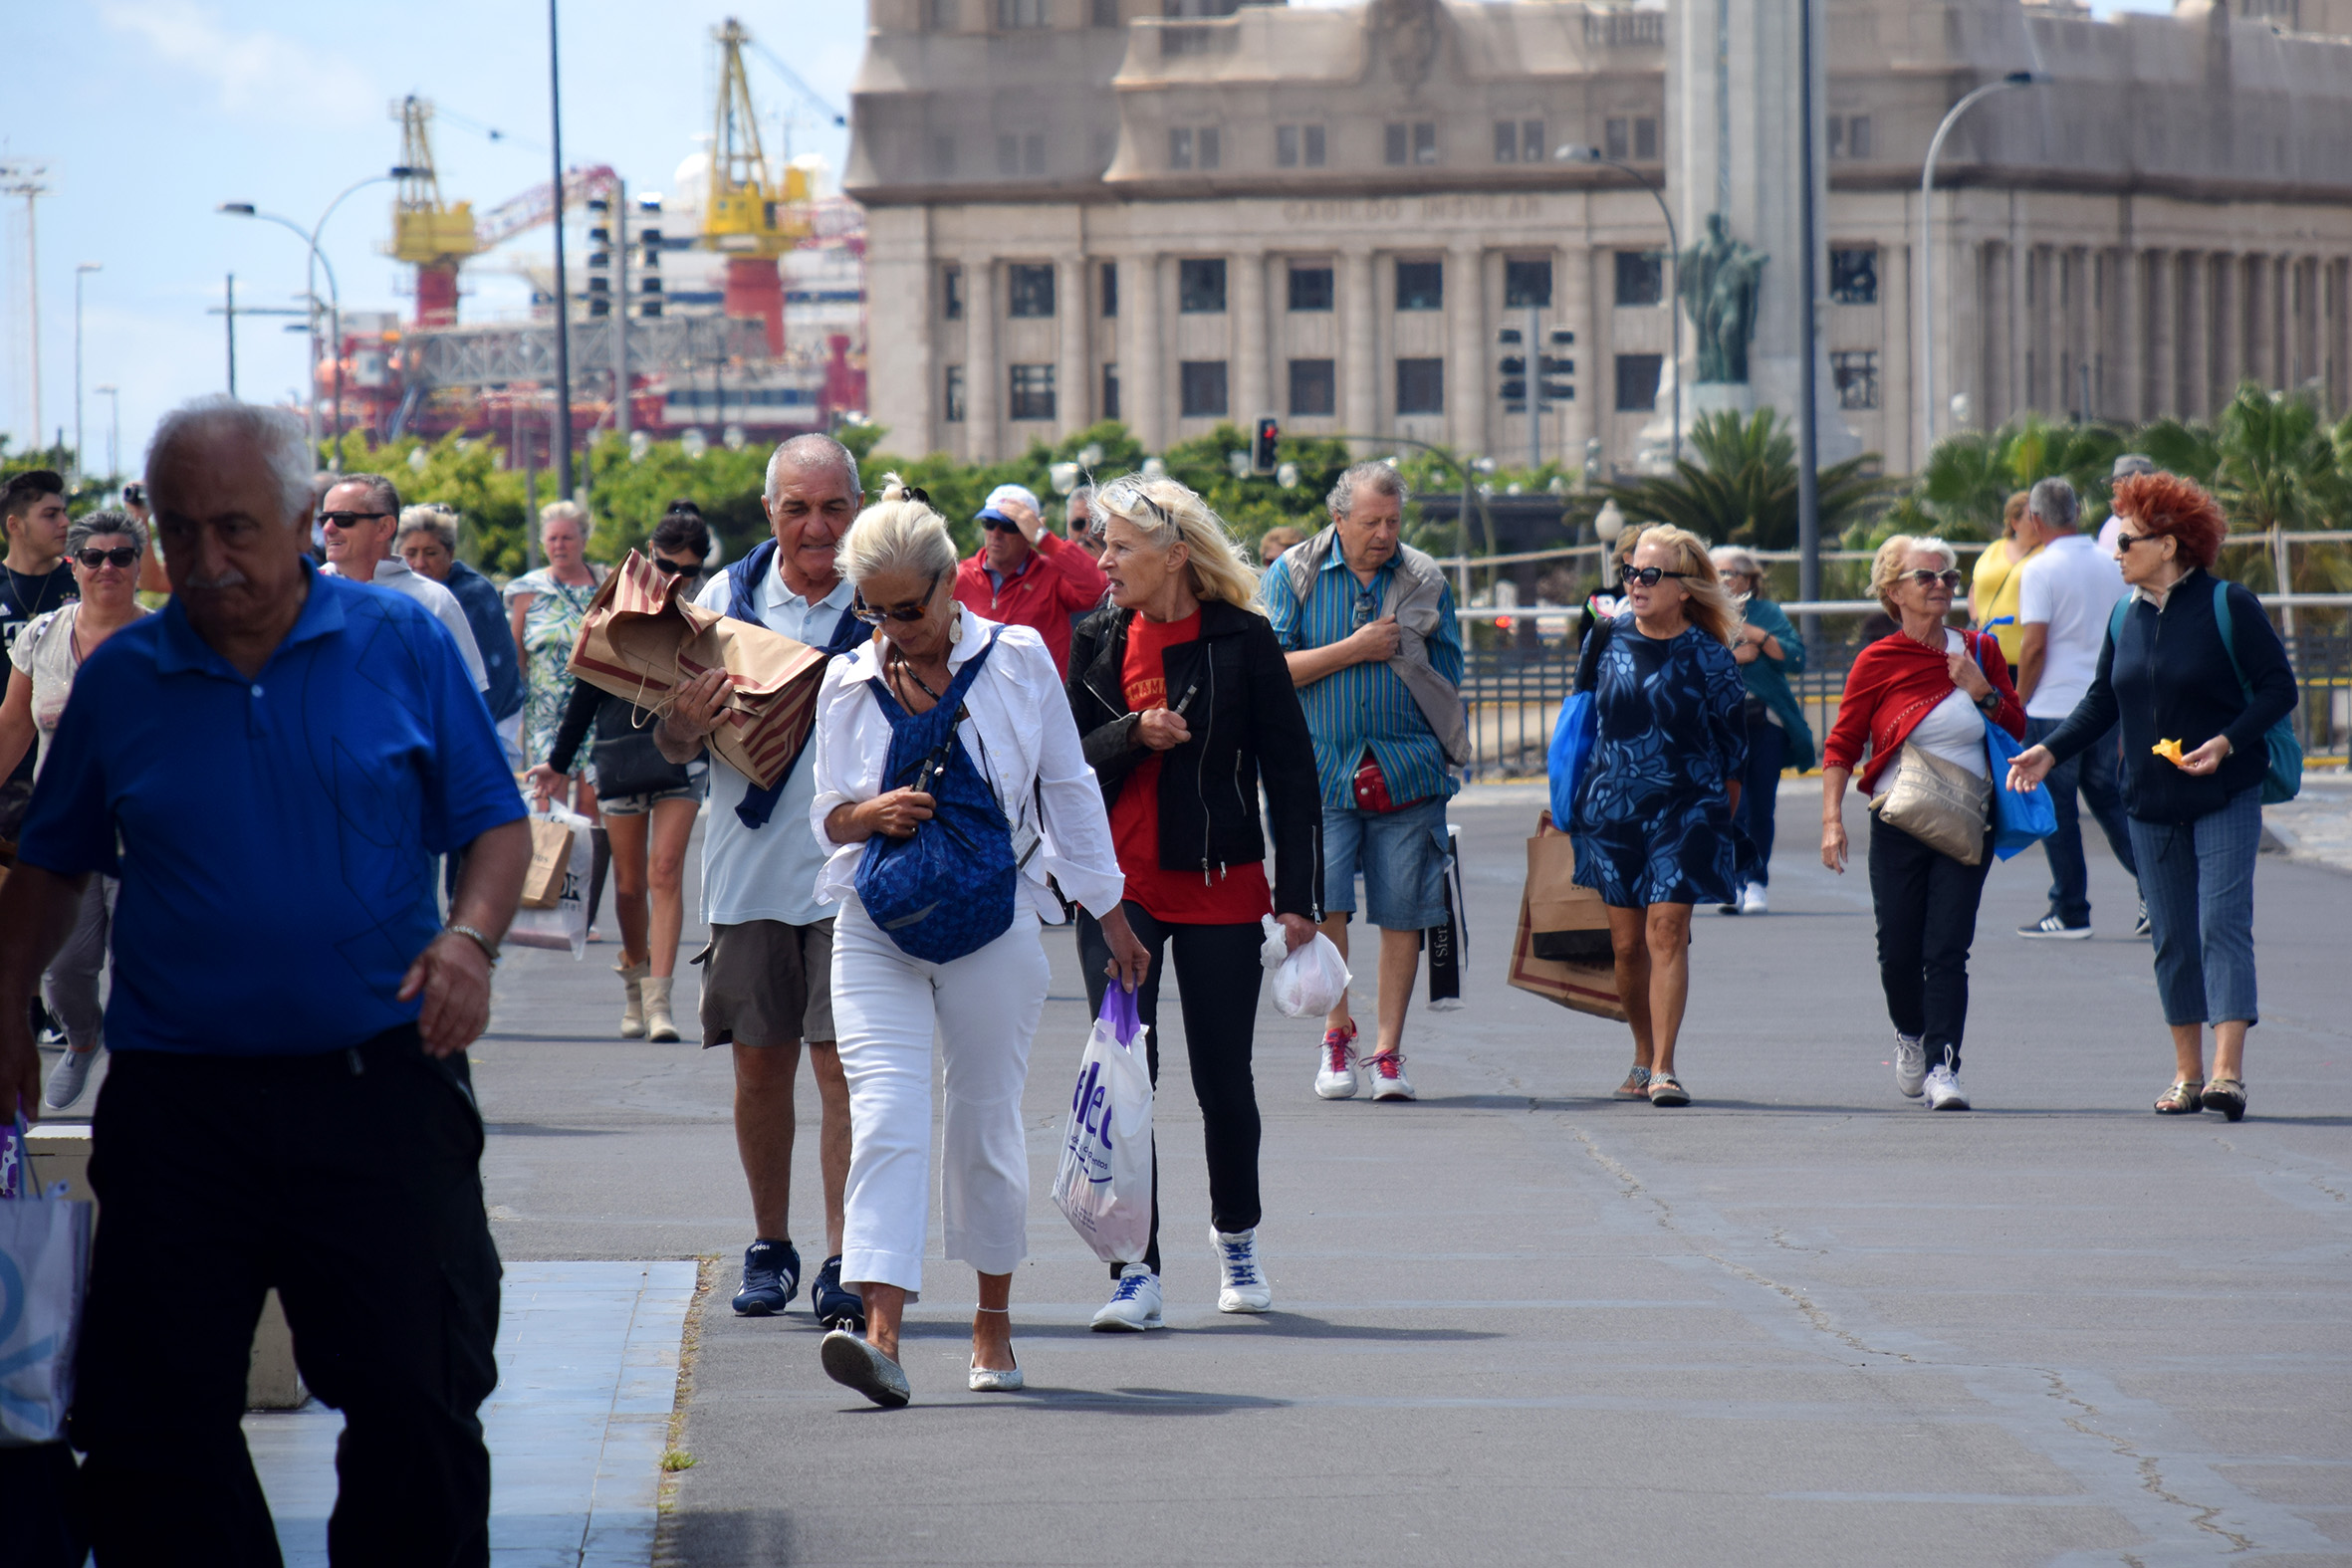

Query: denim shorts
left=597, top=765, right=708, bottom=817
left=1322, top=795, right=1451, bottom=930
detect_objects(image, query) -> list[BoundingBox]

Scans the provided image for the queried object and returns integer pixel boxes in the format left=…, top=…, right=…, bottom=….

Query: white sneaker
left=1894, top=1034, right=1926, bottom=1099
left=1212, top=1227, right=1272, bottom=1314
left=1090, top=1263, right=1163, bottom=1332
left=1313, top=1027, right=1361, bottom=1100
left=1368, top=1051, right=1416, bottom=1101
left=1741, top=882, right=1769, bottom=915
left=1923, top=1064, right=1971, bottom=1111
left=43, top=1045, right=99, bottom=1110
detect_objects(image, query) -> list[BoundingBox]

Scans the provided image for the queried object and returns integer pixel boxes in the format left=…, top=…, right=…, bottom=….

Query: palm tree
left=1592, top=408, right=1892, bottom=550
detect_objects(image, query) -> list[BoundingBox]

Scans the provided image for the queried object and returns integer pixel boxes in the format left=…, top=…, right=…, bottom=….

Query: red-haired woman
left=2007, top=473, right=2296, bottom=1121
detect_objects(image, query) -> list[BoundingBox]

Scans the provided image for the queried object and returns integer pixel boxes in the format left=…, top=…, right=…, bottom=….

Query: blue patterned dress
left=1569, top=620, right=1749, bottom=908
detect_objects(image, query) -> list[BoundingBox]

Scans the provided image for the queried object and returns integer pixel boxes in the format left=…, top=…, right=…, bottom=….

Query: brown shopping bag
left=1526, top=809, right=1612, bottom=962
left=1507, top=811, right=1626, bottom=1021
left=567, top=550, right=831, bottom=789
left=521, top=816, right=575, bottom=910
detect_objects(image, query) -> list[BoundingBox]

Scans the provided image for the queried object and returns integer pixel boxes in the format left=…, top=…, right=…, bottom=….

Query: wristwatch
left=1975, top=691, right=2001, bottom=714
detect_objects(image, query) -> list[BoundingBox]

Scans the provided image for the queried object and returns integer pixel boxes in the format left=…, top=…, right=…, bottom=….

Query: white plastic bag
left=1051, top=989, right=1154, bottom=1263
left=0, top=1122, right=92, bottom=1446
left=506, top=800, right=593, bottom=959
left=1261, top=915, right=1351, bottom=1017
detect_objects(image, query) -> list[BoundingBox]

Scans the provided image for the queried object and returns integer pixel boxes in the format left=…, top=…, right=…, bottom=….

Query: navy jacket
left=2042, top=568, right=2296, bottom=825
left=445, top=560, right=523, bottom=722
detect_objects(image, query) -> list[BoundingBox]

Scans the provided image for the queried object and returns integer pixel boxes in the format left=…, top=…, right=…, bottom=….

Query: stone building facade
left=847, top=0, right=2352, bottom=475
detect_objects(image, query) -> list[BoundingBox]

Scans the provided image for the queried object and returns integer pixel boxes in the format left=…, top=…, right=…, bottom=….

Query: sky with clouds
left=1, top=0, right=2175, bottom=477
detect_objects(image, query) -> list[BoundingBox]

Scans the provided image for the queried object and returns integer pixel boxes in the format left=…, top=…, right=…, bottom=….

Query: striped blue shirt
left=1264, top=546, right=1464, bottom=810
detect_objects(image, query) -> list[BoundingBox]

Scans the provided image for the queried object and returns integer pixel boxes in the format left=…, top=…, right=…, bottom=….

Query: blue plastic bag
left=1548, top=691, right=1597, bottom=831
left=1984, top=711, right=2054, bottom=860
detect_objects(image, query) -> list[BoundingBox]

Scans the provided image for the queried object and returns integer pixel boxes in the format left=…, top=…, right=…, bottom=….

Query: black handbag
left=591, top=717, right=693, bottom=798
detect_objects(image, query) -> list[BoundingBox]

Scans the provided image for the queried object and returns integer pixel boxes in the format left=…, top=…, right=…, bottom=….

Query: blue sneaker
left=812, top=1255, right=865, bottom=1332
left=732, top=1238, right=802, bottom=1317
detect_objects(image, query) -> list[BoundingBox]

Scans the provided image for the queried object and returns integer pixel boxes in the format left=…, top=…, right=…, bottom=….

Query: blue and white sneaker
left=1213, top=1228, right=1272, bottom=1313
left=812, top=1255, right=865, bottom=1332
left=1090, top=1263, right=1163, bottom=1331
left=732, top=1238, right=802, bottom=1317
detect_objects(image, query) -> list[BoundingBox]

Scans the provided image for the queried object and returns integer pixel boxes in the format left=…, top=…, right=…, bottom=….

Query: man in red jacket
left=952, top=482, right=1108, bottom=676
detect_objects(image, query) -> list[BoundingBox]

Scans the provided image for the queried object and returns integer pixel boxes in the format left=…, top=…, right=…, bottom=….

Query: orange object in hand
left=2152, top=738, right=2187, bottom=767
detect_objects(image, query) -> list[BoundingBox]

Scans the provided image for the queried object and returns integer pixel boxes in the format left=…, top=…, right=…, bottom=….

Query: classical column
left=1125, top=253, right=1166, bottom=451
left=2214, top=253, right=2241, bottom=410
left=2005, top=235, right=2026, bottom=423
left=1341, top=247, right=1377, bottom=442
left=2119, top=246, right=2144, bottom=425
left=1883, top=238, right=1913, bottom=473
left=1557, top=236, right=1594, bottom=459
left=1057, top=253, right=1089, bottom=438
left=2185, top=252, right=2213, bottom=418
left=1233, top=247, right=1270, bottom=430
left=965, top=255, right=999, bottom=462
left=1445, top=243, right=1485, bottom=458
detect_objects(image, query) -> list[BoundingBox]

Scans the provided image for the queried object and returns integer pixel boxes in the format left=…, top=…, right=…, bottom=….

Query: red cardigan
left=1824, top=627, right=2026, bottom=795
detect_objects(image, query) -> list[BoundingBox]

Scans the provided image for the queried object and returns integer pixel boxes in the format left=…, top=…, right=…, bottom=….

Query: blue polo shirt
left=17, top=562, right=525, bottom=1056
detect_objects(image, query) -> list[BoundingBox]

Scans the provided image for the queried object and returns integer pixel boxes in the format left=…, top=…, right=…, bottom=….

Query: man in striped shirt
left=1264, top=461, right=1464, bottom=1104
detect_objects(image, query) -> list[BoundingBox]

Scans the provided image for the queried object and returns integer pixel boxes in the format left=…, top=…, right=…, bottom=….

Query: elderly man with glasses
left=952, top=481, right=1109, bottom=677
left=317, top=473, right=489, bottom=694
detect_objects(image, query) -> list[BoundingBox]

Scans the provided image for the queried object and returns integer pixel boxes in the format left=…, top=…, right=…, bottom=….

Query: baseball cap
left=982, top=483, right=1040, bottom=516
left=975, top=506, right=1022, bottom=532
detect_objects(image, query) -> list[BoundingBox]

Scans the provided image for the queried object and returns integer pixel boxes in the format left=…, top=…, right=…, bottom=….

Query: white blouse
left=808, top=611, right=1126, bottom=921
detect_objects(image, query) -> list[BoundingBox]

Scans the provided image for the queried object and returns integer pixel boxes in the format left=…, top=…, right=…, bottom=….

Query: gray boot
left=642, top=974, right=679, bottom=1043
left=616, top=958, right=649, bottom=1038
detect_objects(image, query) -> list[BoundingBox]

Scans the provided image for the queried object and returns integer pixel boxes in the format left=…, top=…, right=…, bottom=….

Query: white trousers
left=832, top=897, right=1050, bottom=1298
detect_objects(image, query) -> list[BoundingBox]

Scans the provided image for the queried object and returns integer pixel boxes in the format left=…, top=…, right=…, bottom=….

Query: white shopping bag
left=1050, top=988, right=1154, bottom=1264
left=506, top=799, right=593, bottom=959
left=0, top=1121, right=93, bottom=1447
left=1260, top=915, right=1351, bottom=1018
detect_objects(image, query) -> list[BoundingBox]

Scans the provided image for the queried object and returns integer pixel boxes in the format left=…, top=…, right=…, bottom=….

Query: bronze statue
left=1680, top=213, right=1766, bottom=384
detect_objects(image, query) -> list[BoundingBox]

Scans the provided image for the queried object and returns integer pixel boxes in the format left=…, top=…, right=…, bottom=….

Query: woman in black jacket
left=1065, top=473, right=1323, bottom=1332
left=2009, top=472, right=2297, bottom=1120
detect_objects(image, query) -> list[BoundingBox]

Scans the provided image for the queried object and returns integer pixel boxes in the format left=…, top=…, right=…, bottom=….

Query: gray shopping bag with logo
left=0, top=1121, right=93, bottom=1446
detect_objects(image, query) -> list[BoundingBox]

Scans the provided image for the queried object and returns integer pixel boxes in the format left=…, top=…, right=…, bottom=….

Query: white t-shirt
left=9, top=602, right=151, bottom=777
left=2015, top=532, right=2127, bottom=719
left=692, top=565, right=856, bottom=928
left=1910, top=686, right=1990, bottom=779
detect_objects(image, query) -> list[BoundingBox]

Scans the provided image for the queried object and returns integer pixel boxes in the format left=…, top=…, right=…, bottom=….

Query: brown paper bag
left=1526, top=810, right=1611, bottom=962
left=521, top=817, right=575, bottom=910
left=1507, top=811, right=1626, bottom=1020
left=567, top=550, right=832, bottom=789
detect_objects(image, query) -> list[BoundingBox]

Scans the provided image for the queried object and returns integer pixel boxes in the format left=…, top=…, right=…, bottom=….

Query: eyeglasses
left=75, top=547, right=138, bottom=569
left=1900, top=568, right=1966, bottom=589
left=1621, top=565, right=1692, bottom=587
left=317, top=511, right=392, bottom=530
left=851, top=572, right=945, bottom=625
left=649, top=557, right=694, bottom=575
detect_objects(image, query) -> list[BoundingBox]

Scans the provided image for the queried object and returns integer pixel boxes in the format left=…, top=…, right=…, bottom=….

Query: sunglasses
left=648, top=557, right=695, bottom=575
left=1621, top=566, right=1692, bottom=587
left=2113, top=531, right=2161, bottom=551
left=851, top=572, right=945, bottom=626
left=1899, top=568, right=1966, bottom=589
left=75, top=546, right=139, bottom=569
left=980, top=516, right=1024, bottom=534
left=317, top=510, right=392, bottom=530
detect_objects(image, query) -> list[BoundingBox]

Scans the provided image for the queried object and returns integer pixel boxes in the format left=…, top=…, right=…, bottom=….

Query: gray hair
left=1327, top=459, right=1410, bottom=524
left=67, top=507, right=147, bottom=557
left=539, top=499, right=588, bottom=536
left=397, top=502, right=460, bottom=552
left=1709, top=545, right=1763, bottom=582
left=331, top=471, right=402, bottom=520
left=1869, top=533, right=1960, bottom=612
left=2112, top=453, right=2157, bottom=480
left=2028, top=475, right=2080, bottom=533
left=838, top=474, right=958, bottom=586
left=146, top=395, right=313, bottom=526
left=765, top=433, right=861, bottom=503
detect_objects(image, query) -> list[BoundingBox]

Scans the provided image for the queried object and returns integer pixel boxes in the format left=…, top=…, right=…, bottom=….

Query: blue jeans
left=2128, top=787, right=2261, bottom=1026
left=2026, top=717, right=2139, bottom=926
left=1321, top=795, right=1451, bottom=930
left=1734, top=718, right=1784, bottom=888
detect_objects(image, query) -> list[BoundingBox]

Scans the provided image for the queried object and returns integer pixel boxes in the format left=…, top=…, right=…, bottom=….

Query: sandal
left=2201, top=1076, right=2246, bottom=1123
left=1612, top=1066, right=1652, bottom=1101
left=2153, top=1079, right=2204, bottom=1115
left=1647, top=1073, right=1691, bottom=1108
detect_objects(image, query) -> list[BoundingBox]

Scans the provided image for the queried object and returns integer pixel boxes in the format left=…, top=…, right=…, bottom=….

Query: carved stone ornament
left=1367, top=0, right=1442, bottom=92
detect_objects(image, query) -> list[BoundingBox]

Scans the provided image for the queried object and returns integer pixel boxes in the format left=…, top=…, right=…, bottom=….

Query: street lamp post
left=1920, top=72, right=2036, bottom=454
left=74, top=262, right=100, bottom=483
left=1556, top=144, right=1680, bottom=467
left=92, top=384, right=118, bottom=482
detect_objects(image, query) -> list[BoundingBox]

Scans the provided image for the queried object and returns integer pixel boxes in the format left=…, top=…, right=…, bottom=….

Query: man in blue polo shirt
left=0, top=396, right=529, bottom=1565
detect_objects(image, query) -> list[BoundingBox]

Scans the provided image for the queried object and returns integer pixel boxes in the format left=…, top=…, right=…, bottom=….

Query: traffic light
left=1541, top=329, right=1575, bottom=405
left=1252, top=415, right=1280, bottom=474
left=1497, top=328, right=1527, bottom=410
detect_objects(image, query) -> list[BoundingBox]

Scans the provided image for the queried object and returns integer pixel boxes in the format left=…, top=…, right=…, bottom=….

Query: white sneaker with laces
left=1923, top=1064, right=1971, bottom=1111
left=1741, top=882, right=1769, bottom=915
left=1213, top=1228, right=1272, bottom=1313
left=1090, top=1263, right=1164, bottom=1332
left=1894, top=1034, right=1926, bottom=1099
left=1313, top=1028, right=1361, bottom=1100
left=43, top=1045, right=99, bottom=1110
left=1368, top=1051, right=1416, bottom=1101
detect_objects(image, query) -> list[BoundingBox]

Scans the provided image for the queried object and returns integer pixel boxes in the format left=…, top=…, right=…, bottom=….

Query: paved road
left=467, top=782, right=2351, bottom=1568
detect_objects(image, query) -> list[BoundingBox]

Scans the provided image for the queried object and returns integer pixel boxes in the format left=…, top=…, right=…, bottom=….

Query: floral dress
left=502, top=565, right=606, bottom=770
left=1569, top=620, right=1749, bottom=908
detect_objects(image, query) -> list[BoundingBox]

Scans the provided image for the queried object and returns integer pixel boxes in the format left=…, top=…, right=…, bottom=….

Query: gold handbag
left=1868, top=742, right=1991, bottom=866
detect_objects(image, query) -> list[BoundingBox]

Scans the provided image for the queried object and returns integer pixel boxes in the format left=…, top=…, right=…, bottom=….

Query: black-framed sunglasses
left=851, top=571, right=946, bottom=625
left=1621, top=565, right=1692, bottom=587
left=979, top=515, right=1024, bottom=534
left=648, top=556, right=695, bottom=575
left=1900, top=568, right=1966, bottom=589
left=2113, top=531, right=2160, bottom=551
left=317, top=510, right=392, bottom=530
left=75, top=546, right=139, bottom=569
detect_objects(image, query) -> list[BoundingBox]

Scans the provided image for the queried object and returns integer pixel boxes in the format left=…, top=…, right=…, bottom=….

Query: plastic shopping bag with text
left=1261, top=916, right=1351, bottom=1018
left=1051, top=988, right=1154, bottom=1264
left=507, top=798, right=593, bottom=960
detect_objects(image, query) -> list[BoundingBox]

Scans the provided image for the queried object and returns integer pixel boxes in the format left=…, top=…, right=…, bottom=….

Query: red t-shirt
left=1107, top=610, right=1273, bottom=925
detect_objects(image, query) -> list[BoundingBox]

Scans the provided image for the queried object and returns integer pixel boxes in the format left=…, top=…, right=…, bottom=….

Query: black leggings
left=1077, top=904, right=1265, bottom=1277
left=1867, top=812, right=1993, bottom=1072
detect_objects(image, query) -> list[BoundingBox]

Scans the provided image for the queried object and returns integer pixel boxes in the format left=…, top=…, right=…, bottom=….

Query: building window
left=1636, top=116, right=1658, bottom=161
left=1009, top=363, right=1057, bottom=422
left=1179, top=258, right=1227, bottom=314
left=1829, top=115, right=1873, bottom=160
left=1385, top=121, right=1438, bottom=166
left=1831, top=350, right=1880, bottom=411
left=942, top=264, right=964, bottom=321
left=1100, top=260, right=1118, bottom=317
left=945, top=364, right=966, bottom=423
left=1494, top=119, right=1544, bottom=163
left=1091, top=0, right=1119, bottom=23
left=1008, top=263, right=1056, bottom=318
left=1289, top=358, right=1335, bottom=416
left=1614, top=352, right=1663, bottom=412
left=927, top=0, right=958, bottom=30
left=1169, top=127, right=1193, bottom=170
left=1289, top=263, right=1333, bottom=312
left=1613, top=250, right=1664, bottom=308
left=1605, top=115, right=1660, bottom=163
left=1025, top=133, right=1045, bottom=175
left=1829, top=248, right=1878, bottom=307
left=997, top=0, right=1046, bottom=26
left=1305, top=125, right=1325, bottom=166
left=998, top=134, right=1019, bottom=176
left=1169, top=125, right=1219, bottom=171
left=1395, top=259, right=1444, bottom=312
left=1505, top=258, right=1552, bottom=309
left=1180, top=360, right=1229, bottom=418
left=1277, top=123, right=1326, bottom=169
left=1198, top=126, right=1220, bottom=170
left=1395, top=357, right=1445, bottom=415
left=1102, top=362, right=1120, bottom=420
left=928, top=135, right=957, bottom=176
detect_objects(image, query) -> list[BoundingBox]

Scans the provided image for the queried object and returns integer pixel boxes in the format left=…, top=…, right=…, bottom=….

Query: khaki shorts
left=694, top=918, right=835, bottom=1048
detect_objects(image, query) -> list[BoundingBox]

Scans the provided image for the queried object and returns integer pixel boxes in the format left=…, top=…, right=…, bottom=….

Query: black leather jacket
left=1068, top=598, right=1324, bottom=921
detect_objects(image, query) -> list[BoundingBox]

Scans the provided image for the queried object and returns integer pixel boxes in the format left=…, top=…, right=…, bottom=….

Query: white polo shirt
left=2015, top=532, right=2127, bottom=719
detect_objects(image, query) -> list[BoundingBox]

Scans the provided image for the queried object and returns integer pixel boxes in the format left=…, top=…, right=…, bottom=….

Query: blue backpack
left=854, top=628, right=1023, bottom=963
left=2108, top=581, right=2301, bottom=803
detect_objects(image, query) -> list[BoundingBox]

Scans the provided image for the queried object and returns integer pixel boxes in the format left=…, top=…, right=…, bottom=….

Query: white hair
left=765, top=433, right=861, bottom=503
left=397, top=502, right=460, bottom=551
left=1327, top=459, right=1410, bottom=523
left=838, top=474, right=957, bottom=586
left=147, top=395, right=313, bottom=526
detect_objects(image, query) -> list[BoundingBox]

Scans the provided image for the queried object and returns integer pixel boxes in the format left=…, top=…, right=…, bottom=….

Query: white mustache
left=182, top=567, right=250, bottom=589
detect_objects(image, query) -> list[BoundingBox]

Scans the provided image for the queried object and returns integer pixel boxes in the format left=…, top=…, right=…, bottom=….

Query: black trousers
left=72, top=1026, right=502, bottom=1568
left=1867, top=813, right=1993, bottom=1073
left=1077, top=904, right=1265, bottom=1277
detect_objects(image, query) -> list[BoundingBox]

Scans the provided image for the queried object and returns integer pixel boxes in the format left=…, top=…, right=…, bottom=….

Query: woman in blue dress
left=1570, top=524, right=1748, bottom=1106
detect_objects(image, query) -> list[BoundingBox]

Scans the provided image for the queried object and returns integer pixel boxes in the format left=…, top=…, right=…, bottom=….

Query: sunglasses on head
left=1621, top=565, right=1691, bottom=587
left=851, top=571, right=945, bottom=625
left=317, top=510, right=392, bottom=530
left=76, top=546, right=139, bottom=569
left=1901, top=568, right=1966, bottom=589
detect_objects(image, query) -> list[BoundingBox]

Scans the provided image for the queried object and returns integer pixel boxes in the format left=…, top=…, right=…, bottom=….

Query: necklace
left=888, top=648, right=945, bottom=705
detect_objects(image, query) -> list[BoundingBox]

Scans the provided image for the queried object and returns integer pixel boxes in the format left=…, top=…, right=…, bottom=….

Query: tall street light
left=1556, top=143, right=1680, bottom=468
left=74, top=262, right=100, bottom=482
left=1920, top=72, right=2036, bottom=453
left=92, top=383, right=118, bottom=481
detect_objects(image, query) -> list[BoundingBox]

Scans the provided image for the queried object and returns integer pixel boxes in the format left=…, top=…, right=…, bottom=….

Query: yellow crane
left=391, top=97, right=479, bottom=327
left=705, top=17, right=807, bottom=353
